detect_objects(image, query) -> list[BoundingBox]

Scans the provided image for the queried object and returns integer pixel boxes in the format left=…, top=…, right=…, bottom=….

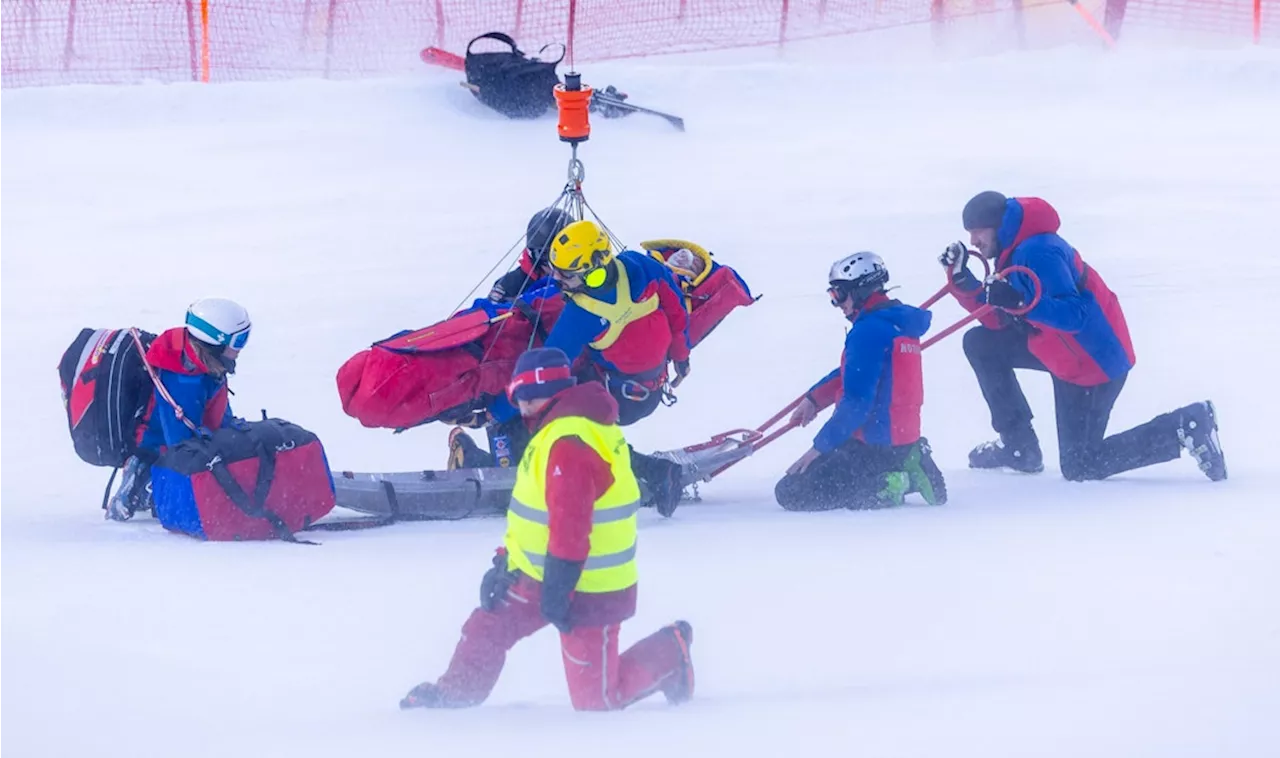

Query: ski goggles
left=828, top=284, right=851, bottom=306
left=186, top=312, right=252, bottom=350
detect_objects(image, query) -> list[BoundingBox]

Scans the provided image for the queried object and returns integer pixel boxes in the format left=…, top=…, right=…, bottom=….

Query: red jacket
left=529, top=381, right=637, bottom=627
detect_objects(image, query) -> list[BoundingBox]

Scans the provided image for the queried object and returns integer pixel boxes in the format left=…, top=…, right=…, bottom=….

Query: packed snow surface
left=4, top=44, right=1279, bottom=757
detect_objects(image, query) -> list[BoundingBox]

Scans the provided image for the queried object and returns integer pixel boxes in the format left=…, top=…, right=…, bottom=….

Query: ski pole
left=921, top=265, right=1042, bottom=350
left=592, top=92, right=685, bottom=131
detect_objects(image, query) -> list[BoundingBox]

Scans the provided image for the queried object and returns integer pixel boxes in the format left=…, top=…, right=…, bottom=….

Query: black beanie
left=962, top=191, right=1008, bottom=231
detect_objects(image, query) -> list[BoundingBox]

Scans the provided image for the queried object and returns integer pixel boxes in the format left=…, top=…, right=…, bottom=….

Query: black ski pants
left=962, top=325, right=1183, bottom=481
left=775, top=439, right=911, bottom=511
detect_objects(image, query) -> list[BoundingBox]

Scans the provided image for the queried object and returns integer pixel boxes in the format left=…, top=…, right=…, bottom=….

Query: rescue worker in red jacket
left=778, top=253, right=946, bottom=510
left=946, top=191, right=1226, bottom=481
left=401, top=347, right=695, bottom=711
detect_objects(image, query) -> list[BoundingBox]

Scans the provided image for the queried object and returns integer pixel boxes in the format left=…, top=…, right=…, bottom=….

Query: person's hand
left=789, top=397, right=818, bottom=427
left=939, top=241, right=970, bottom=282
left=787, top=448, right=822, bottom=476
left=985, top=277, right=1025, bottom=310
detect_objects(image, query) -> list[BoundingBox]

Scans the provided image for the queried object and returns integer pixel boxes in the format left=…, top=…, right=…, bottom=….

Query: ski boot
left=105, top=456, right=152, bottom=522
left=1177, top=401, right=1227, bottom=481
left=399, top=682, right=465, bottom=710
left=661, top=621, right=695, bottom=705
left=447, top=427, right=494, bottom=470
left=969, top=429, right=1044, bottom=474
left=630, top=447, right=685, bottom=517
left=875, top=471, right=911, bottom=508
left=902, top=438, right=947, bottom=505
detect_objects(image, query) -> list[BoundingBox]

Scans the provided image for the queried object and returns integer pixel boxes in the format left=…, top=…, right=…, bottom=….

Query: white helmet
left=185, top=298, right=252, bottom=350
left=828, top=252, right=889, bottom=301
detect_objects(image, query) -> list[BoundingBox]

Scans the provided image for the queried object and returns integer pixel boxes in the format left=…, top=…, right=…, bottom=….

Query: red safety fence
left=1, top=0, right=1273, bottom=88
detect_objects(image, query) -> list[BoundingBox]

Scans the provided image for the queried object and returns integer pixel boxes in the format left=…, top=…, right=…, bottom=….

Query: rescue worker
left=945, top=191, right=1226, bottom=481
left=107, top=297, right=251, bottom=521
left=778, top=253, right=946, bottom=511
left=478, top=219, right=691, bottom=514
left=401, top=347, right=695, bottom=711
left=486, top=207, right=575, bottom=304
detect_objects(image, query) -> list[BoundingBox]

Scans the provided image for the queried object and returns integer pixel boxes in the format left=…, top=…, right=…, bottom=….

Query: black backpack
left=58, top=328, right=157, bottom=467
left=464, top=32, right=564, bottom=119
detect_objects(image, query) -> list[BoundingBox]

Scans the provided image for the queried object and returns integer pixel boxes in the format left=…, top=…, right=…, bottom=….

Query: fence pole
left=62, top=0, right=77, bottom=72
left=515, top=0, right=525, bottom=37
left=325, top=0, right=339, bottom=78
left=1255, top=0, right=1263, bottom=44
left=778, top=0, right=790, bottom=50
left=435, top=0, right=445, bottom=48
left=185, top=0, right=198, bottom=81
left=200, top=0, right=210, bottom=82
left=301, top=0, right=313, bottom=51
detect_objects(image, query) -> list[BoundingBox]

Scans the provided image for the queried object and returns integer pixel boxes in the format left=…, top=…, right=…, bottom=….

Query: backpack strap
left=467, top=32, right=521, bottom=56
left=206, top=441, right=316, bottom=545
left=535, top=43, right=566, bottom=65
left=129, top=327, right=201, bottom=436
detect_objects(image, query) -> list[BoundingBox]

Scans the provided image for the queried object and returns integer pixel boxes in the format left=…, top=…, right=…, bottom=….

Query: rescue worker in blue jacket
left=777, top=253, right=946, bottom=511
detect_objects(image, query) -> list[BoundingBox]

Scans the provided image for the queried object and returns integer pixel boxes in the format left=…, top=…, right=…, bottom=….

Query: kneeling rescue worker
left=402, top=347, right=695, bottom=711
left=777, top=253, right=947, bottom=511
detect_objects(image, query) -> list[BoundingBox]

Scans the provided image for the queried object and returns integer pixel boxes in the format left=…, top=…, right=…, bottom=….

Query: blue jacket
left=807, top=298, right=932, bottom=453
left=138, top=328, right=234, bottom=452
left=954, top=197, right=1135, bottom=386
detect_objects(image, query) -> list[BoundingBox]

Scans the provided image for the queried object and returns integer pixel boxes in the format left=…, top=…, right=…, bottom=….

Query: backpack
left=58, top=327, right=157, bottom=467
left=464, top=32, right=564, bottom=119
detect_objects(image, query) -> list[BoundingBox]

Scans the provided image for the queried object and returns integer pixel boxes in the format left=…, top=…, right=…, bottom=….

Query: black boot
left=629, top=447, right=684, bottom=517
left=1176, top=401, right=1227, bottom=481
left=969, top=428, right=1044, bottom=473
left=447, top=427, right=494, bottom=470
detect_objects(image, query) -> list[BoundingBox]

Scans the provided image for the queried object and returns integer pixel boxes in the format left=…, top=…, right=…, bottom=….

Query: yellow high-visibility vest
left=569, top=260, right=659, bottom=351
left=504, top=415, right=641, bottom=593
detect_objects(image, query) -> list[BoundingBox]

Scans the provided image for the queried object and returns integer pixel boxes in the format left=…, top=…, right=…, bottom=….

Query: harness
left=568, top=260, right=659, bottom=351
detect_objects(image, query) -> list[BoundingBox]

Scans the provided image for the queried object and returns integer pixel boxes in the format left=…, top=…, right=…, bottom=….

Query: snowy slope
left=4, top=46, right=1280, bottom=757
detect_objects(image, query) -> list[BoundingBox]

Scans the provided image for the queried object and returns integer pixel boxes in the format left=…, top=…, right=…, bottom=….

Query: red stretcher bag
left=151, top=419, right=336, bottom=541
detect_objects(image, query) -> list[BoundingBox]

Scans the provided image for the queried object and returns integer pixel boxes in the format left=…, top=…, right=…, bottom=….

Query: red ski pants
left=435, top=578, right=685, bottom=710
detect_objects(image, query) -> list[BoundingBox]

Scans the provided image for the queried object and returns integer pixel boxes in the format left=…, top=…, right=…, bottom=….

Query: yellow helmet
left=549, top=220, right=613, bottom=274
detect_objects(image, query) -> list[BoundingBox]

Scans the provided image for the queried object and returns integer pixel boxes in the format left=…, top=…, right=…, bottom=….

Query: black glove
left=671, top=358, right=691, bottom=387
left=540, top=555, right=583, bottom=633
left=985, top=278, right=1025, bottom=310
left=479, top=548, right=519, bottom=611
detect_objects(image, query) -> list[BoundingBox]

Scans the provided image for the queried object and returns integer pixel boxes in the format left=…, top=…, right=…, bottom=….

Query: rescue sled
left=331, top=430, right=760, bottom=520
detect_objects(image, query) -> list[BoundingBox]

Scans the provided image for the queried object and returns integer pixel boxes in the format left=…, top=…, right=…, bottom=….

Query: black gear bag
left=464, top=32, right=564, bottom=119
left=58, top=328, right=157, bottom=467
